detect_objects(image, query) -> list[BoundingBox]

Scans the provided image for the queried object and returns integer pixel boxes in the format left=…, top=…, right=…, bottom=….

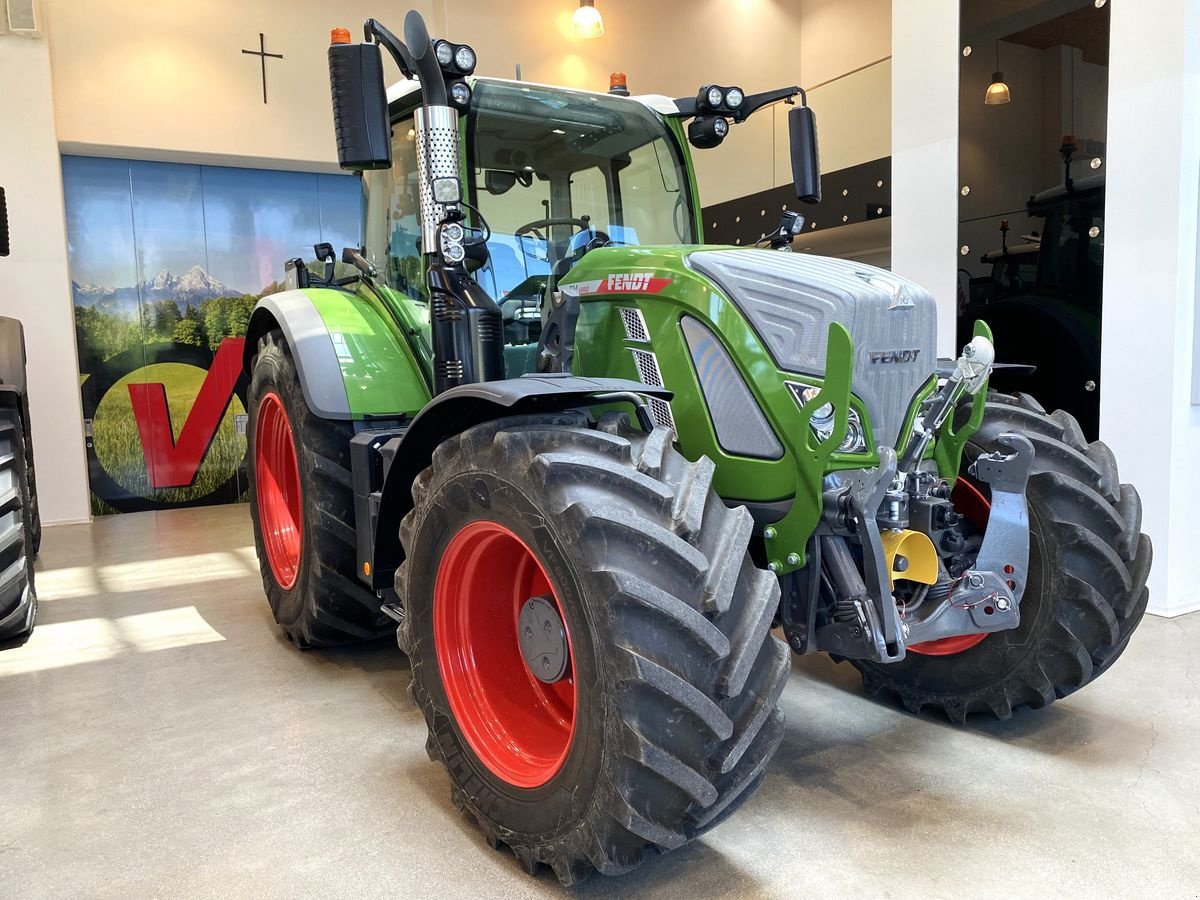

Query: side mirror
left=788, top=105, right=821, bottom=204
left=328, top=38, right=392, bottom=171
left=0, top=187, right=9, bottom=258
left=484, top=170, right=517, bottom=195
left=313, top=242, right=336, bottom=283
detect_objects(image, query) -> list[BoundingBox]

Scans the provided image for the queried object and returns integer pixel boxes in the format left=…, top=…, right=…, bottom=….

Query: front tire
left=247, top=329, right=389, bottom=647
left=397, top=412, right=789, bottom=884
left=852, top=392, right=1151, bottom=722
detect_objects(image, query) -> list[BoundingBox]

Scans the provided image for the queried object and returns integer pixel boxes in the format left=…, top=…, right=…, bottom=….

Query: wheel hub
left=518, top=595, right=569, bottom=683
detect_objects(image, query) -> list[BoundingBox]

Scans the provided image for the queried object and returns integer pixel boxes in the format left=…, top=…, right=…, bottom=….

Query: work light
left=449, top=81, right=472, bottom=108
left=454, top=45, right=476, bottom=73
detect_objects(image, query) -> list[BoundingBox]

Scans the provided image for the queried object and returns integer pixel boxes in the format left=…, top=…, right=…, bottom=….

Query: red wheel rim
left=907, top=477, right=991, bottom=657
left=434, top=521, right=577, bottom=789
left=254, top=392, right=303, bottom=590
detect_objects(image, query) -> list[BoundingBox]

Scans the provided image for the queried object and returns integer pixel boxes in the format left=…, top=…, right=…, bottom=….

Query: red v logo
left=128, top=338, right=246, bottom=489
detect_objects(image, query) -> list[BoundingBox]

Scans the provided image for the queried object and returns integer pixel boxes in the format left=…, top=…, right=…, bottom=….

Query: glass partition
left=959, top=0, right=1110, bottom=438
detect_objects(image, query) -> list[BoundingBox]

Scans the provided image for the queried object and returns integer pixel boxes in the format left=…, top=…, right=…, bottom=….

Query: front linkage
left=780, top=327, right=1035, bottom=664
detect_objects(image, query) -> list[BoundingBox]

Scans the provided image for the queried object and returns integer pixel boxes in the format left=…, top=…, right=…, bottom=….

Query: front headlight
left=788, top=383, right=868, bottom=453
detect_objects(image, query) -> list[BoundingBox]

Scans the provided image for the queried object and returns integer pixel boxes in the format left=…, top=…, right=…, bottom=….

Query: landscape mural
left=61, top=156, right=361, bottom=514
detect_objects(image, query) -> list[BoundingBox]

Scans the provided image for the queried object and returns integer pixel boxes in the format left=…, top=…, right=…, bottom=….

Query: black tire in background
left=0, top=404, right=36, bottom=643
left=852, top=392, right=1151, bottom=722
left=397, top=412, right=790, bottom=885
left=24, top=406, right=39, bottom=557
left=246, top=330, right=390, bottom=648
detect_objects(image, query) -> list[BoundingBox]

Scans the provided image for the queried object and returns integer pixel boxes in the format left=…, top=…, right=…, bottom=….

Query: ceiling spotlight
left=572, top=0, right=604, bottom=39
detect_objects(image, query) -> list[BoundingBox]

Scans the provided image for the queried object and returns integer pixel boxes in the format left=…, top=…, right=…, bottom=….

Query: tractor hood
left=686, top=249, right=937, bottom=449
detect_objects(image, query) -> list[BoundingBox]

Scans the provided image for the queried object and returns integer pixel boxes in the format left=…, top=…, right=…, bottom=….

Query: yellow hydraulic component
left=880, top=529, right=940, bottom=587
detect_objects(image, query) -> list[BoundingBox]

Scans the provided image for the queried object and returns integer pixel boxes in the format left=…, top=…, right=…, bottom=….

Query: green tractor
left=243, top=11, right=1151, bottom=884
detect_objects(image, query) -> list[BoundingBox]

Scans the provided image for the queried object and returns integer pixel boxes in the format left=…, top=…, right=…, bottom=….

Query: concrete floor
left=1, top=505, right=1198, bottom=899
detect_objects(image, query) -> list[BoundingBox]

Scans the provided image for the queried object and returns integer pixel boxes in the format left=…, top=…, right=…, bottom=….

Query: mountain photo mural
left=61, top=156, right=361, bottom=515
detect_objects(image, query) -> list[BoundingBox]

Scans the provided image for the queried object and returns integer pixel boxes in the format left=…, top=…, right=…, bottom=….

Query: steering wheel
left=514, top=215, right=592, bottom=240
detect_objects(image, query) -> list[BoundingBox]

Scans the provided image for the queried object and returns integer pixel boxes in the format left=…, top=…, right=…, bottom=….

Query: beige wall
left=42, top=0, right=890, bottom=202
left=8, top=0, right=891, bottom=525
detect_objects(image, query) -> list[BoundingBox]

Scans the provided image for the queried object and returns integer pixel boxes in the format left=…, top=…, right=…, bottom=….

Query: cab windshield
left=360, top=80, right=697, bottom=306
left=466, top=80, right=697, bottom=299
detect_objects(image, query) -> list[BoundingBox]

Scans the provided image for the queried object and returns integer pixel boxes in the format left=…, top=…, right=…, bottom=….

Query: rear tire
left=397, top=412, right=789, bottom=884
left=851, top=392, right=1151, bottom=722
left=247, top=330, right=389, bottom=648
left=0, top=404, right=36, bottom=643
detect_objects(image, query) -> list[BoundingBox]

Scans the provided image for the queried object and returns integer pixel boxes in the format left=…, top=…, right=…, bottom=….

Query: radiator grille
left=619, top=307, right=650, bottom=343
left=628, top=349, right=674, bottom=429
left=647, top=397, right=675, bottom=430
left=630, top=349, right=663, bottom=387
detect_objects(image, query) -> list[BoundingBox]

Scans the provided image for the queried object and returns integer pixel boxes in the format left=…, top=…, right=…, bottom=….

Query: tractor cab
left=362, top=77, right=701, bottom=373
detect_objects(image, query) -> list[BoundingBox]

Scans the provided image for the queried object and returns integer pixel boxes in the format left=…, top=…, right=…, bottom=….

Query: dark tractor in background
left=960, top=147, right=1105, bottom=438
left=0, top=187, right=41, bottom=645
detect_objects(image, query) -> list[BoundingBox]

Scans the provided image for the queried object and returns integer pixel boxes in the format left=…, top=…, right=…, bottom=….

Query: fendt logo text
left=606, top=273, right=655, bottom=292
left=869, top=349, right=921, bottom=364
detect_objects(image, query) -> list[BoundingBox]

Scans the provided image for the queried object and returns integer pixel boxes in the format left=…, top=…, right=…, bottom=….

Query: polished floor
left=1, top=504, right=1197, bottom=898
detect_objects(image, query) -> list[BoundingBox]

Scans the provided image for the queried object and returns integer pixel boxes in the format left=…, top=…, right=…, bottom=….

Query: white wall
left=1101, top=0, right=1200, bottom=616
left=890, top=0, right=959, bottom=356
left=0, top=34, right=91, bottom=524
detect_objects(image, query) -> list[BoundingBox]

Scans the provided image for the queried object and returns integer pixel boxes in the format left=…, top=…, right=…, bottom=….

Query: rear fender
left=243, top=287, right=430, bottom=420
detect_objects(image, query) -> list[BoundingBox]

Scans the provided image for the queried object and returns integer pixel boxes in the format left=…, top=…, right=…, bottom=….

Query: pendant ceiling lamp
left=985, top=41, right=1011, bottom=105
left=573, top=0, right=604, bottom=39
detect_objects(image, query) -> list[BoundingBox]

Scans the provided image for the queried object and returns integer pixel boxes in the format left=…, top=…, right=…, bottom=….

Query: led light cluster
left=434, top=39, right=476, bottom=109
left=697, top=84, right=745, bottom=114
left=440, top=221, right=466, bottom=264
left=434, top=40, right=476, bottom=74
left=786, top=383, right=867, bottom=453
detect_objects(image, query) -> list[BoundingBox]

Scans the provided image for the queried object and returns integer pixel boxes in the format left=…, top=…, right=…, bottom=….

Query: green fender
left=243, top=285, right=431, bottom=420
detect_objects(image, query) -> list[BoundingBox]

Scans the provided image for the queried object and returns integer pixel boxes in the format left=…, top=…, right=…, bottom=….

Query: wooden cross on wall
left=242, top=33, right=283, bottom=104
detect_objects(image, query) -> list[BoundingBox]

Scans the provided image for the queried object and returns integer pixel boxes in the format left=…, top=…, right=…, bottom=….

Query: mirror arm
left=671, top=97, right=699, bottom=117
left=667, top=85, right=806, bottom=122
left=364, top=18, right=416, bottom=80
left=733, top=85, right=803, bottom=122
